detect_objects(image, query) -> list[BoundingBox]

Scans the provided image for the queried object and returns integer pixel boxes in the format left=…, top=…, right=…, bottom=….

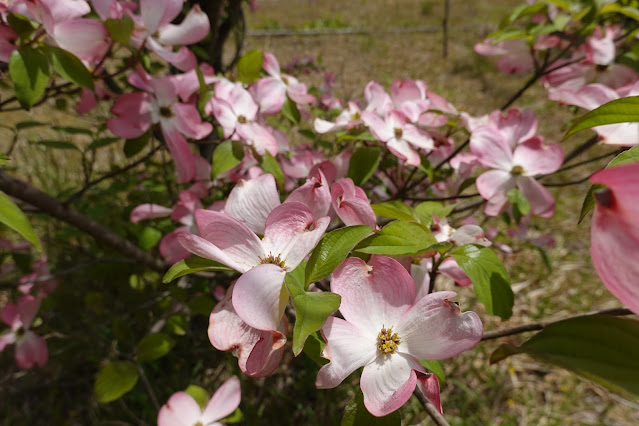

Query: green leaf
left=94, top=361, right=139, bottom=403
left=237, top=49, right=263, bottom=84
left=305, top=225, right=372, bottom=286
left=163, top=257, right=233, bottom=283
left=564, top=96, right=639, bottom=139
left=578, top=183, right=604, bottom=224
left=9, top=47, right=51, bottom=110
left=51, top=125, right=93, bottom=135
left=419, top=360, right=446, bottom=385
left=105, top=15, right=135, bottom=45
left=136, top=333, right=175, bottom=362
left=87, top=137, right=120, bottom=151
left=371, top=201, right=416, bottom=221
left=599, top=3, right=639, bottom=21
left=356, top=220, right=437, bottom=256
left=507, top=187, right=531, bottom=223
left=34, top=140, right=79, bottom=150
left=0, top=190, right=41, bottom=250
left=188, top=295, right=217, bottom=316
left=347, top=146, right=381, bottom=185
left=0, top=153, right=9, bottom=165
left=7, top=13, right=35, bottom=39
left=44, top=46, right=94, bottom=89
left=123, top=132, right=150, bottom=158
left=166, top=314, right=188, bottom=336
left=281, top=97, right=301, bottom=124
left=260, top=151, right=285, bottom=189
left=221, top=408, right=243, bottom=424
left=15, top=120, right=45, bottom=130
left=289, top=287, right=341, bottom=356
left=341, top=389, right=401, bottom=426
left=211, top=140, right=244, bottom=178
left=138, top=226, right=162, bottom=250
left=302, top=331, right=328, bottom=365
left=450, top=245, right=513, bottom=320
left=490, top=316, right=639, bottom=396
left=414, top=201, right=455, bottom=226
left=184, top=385, right=209, bottom=409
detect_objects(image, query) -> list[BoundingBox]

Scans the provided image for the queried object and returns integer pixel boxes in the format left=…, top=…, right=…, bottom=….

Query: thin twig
left=414, top=389, right=450, bottom=426
left=481, top=307, right=633, bottom=341
left=137, top=364, right=160, bottom=411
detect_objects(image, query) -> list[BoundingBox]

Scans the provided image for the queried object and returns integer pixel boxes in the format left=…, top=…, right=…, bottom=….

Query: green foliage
left=105, top=15, right=135, bottom=45
left=163, top=257, right=233, bottom=283
left=564, top=96, right=639, bottom=139
left=507, top=187, right=531, bottom=223
left=371, top=201, right=416, bottom=221
left=184, top=385, right=209, bottom=409
left=138, top=226, right=162, bottom=250
left=341, top=389, right=401, bottom=425
left=123, top=132, right=150, bottom=158
left=260, top=151, right=285, bottom=189
left=347, top=146, right=381, bottom=185
left=414, top=201, right=455, bottom=225
left=305, top=225, right=372, bottom=286
left=285, top=272, right=341, bottom=356
left=237, top=50, right=264, bottom=84
left=94, top=361, right=139, bottom=403
left=44, top=46, right=94, bottom=90
left=356, top=220, right=437, bottom=256
left=450, top=245, right=513, bottom=320
left=303, top=331, right=328, bottom=365
left=9, top=47, right=50, bottom=110
left=419, top=360, right=446, bottom=385
left=136, top=333, right=175, bottom=362
left=282, top=97, right=301, bottom=124
left=491, top=316, right=639, bottom=396
left=211, top=140, right=244, bottom=178
left=0, top=190, right=41, bottom=249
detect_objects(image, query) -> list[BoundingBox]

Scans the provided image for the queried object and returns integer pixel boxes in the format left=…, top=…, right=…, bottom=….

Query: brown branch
left=414, top=389, right=450, bottom=426
left=481, top=307, right=633, bottom=341
left=0, top=171, right=166, bottom=273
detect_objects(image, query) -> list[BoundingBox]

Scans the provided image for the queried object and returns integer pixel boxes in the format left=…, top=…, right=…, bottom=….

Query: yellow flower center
left=377, top=325, right=401, bottom=355
left=394, top=128, right=403, bottom=139
left=510, top=165, right=525, bottom=175
left=160, top=106, right=173, bottom=118
left=259, top=252, right=286, bottom=268
left=237, top=115, right=248, bottom=124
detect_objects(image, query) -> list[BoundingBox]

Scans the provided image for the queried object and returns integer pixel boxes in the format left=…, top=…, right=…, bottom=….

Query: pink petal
left=225, top=174, right=281, bottom=235
left=262, top=52, right=281, bottom=77
left=416, top=373, right=442, bottom=414
left=403, top=125, right=434, bottom=151
left=157, top=392, right=202, bottom=426
left=0, top=333, right=17, bottom=352
left=331, top=256, right=414, bottom=335
left=159, top=229, right=191, bottom=264
left=140, top=0, right=182, bottom=34
left=361, top=111, right=393, bottom=142
left=249, top=77, right=286, bottom=115
left=590, top=163, right=639, bottom=314
left=157, top=4, right=209, bottom=46
left=470, top=126, right=513, bottom=170
left=130, top=204, right=172, bottom=223
left=18, top=295, right=41, bottom=327
left=513, top=138, right=564, bottom=176
left=476, top=170, right=515, bottom=215
left=449, top=225, right=491, bottom=247
left=360, top=353, right=421, bottom=417
left=172, top=103, right=213, bottom=141
left=107, top=92, right=152, bottom=139
left=316, top=316, right=378, bottom=389
left=285, top=172, right=332, bottom=219
left=232, top=263, right=288, bottom=332
left=1, top=302, right=19, bottom=328
left=15, top=331, right=48, bottom=369
left=386, top=138, right=421, bottom=166
left=160, top=123, right=196, bottom=184
left=438, top=258, right=472, bottom=286
left=147, top=37, right=196, bottom=71
left=201, top=376, right=241, bottom=424
left=491, top=108, right=538, bottom=147
left=364, top=81, right=393, bottom=116
left=236, top=122, right=279, bottom=156
left=53, top=19, right=109, bottom=62
left=397, top=291, right=483, bottom=360
left=262, top=202, right=329, bottom=270
left=517, top=176, right=555, bottom=217
left=208, top=98, right=238, bottom=138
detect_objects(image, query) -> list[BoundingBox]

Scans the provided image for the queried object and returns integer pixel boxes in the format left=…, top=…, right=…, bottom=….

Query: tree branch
left=481, top=307, right=633, bottom=341
left=414, top=389, right=450, bottom=426
left=0, top=171, right=166, bottom=273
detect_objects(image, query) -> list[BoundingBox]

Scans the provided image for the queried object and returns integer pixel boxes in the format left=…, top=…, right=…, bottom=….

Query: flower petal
left=15, top=330, right=48, bottom=369
left=470, top=126, right=513, bottom=170
left=130, top=204, right=172, bottom=223
left=157, top=4, right=209, bottom=46
left=201, top=376, right=241, bottom=424
left=225, top=174, right=281, bottom=235
left=517, top=176, right=555, bottom=218
left=513, top=138, right=563, bottom=176
left=157, top=392, right=201, bottom=426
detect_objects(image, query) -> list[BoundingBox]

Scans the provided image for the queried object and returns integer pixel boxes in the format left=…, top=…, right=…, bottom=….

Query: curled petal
left=416, top=373, right=442, bottom=414
left=157, top=4, right=210, bottom=46
left=130, top=204, right=172, bottom=223
left=15, top=331, right=48, bottom=369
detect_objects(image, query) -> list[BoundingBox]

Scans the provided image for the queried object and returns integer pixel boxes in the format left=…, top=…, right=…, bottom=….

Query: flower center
left=596, top=64, right=609, bottom=73
left=350, top=111, right=361, bottom=121
left=394, top=128, right=403, bottom=139
left=237, top=115, right=248, bottom=124
left=377, top=325, right=401, bottom=355
left=510, top=165, right=525, bottom=176
left=160, top=106, right=173, bottom=118
left=281, top=76, right=289, bottom=86
left=193, top=422, right=203, bottom=426
left=259, top=252, right=286, bottom=268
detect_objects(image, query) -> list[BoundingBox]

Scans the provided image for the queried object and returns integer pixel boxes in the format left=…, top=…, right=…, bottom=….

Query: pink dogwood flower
left=590, top=162, right=639, bottom=314
left=331, top=178, right=377, bottom=228
left=0, top=295, right=48, bottom=369
left=314, top=101, right=364, bottom=134
left=178, top=203, right=329, bottom=334
left=471, top=127, right=564, bottom=217
left=158, top=376, right=241, bottom=426
left=316, top=256, right=483, bottom=416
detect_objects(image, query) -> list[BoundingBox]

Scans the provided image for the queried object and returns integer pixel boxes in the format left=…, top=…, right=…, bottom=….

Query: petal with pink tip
left=386, top=138, right=421, bottom=167
left=316, top=316, right=378, bottom=389
left=397, top=291, right=483, bottom=360
left=331, top=257, right=414, bottom=335
left=403, top=125, right=434, bottom=151
left=244, top=315, right=288, bottom=377
left=0, top=333, right=16, bottom=351
left=476, top=169, right=514, bottom=203
left=286, top=173, right=332, bottom=219
left=225, top=174, right=281, bottom=235
left=439, top=258, right=472, bottom=287
left=470, top=126, right=513, bottom=170
left=360, top=353, right=420, bottom=417
left=53, top=19, right=109, bottom=62
left=160, top=123, right=196, bottom=184
left=236, top=122, right=279, bottom=156
left=159, top=229, right=191, bottom=264
left=147, top=37, right=196, bottom=71
left=262, top=52, right=281, bottom=77
left=172, top=103, right=213, bottom=140
left=140, top=0, right=181, bottom=34
left=18, top=295, right=41, bottom=327
left=15, top=331, right=48, bottom=369
left=157, top=4, right=209, bottom=46
left=157, top=392, right=201, bottom=426
left=232, top=263, right=288, bottom=332
left=416, top=373, right=442, bottom=414
left=517, top=176, right=555, bottom=217
left=130, top=204, right=172, bottom=223
left=250, top=77, right=286, bottom=115
left=361, top=111, right=393, bottom=142
left=1, top=302, right=19, bottom=328
left=492, top=108, right=538, bottom=147
left=201, top=376, right=241, bottom=424
left=513, top=138, right=563, bottom=176
left=107, top=92, right=152, bottom=139
left=262, top=202, right=329, bottom=269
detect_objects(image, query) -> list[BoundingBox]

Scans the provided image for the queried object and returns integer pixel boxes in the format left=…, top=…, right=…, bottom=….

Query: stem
left=137, top=364, right=160, bottom=411
left=562, top=135, right=600, bottom=164
left=0, top=171, right=166, bottom=273
left=481, top=307, right=633, bottom=341
left=414, top=389, right=450, bottom=426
